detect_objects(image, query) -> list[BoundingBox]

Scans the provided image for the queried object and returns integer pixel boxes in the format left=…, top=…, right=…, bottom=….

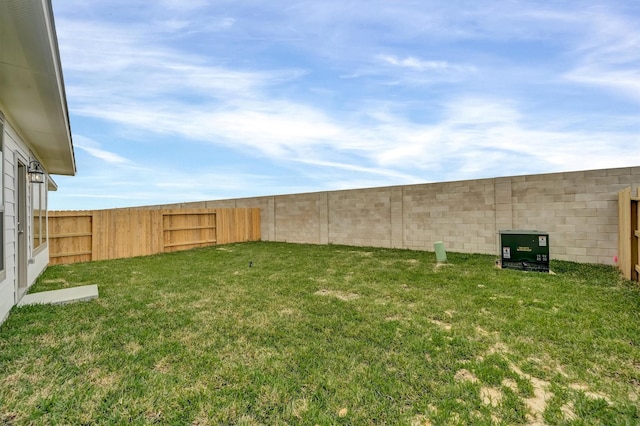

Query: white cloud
left=566, top=67, right=640, bottom=101
left=564, top=9, right=640, bottom=100
left=158, top=0, right=208, bottom=12
left=293, top=158, right=422, bottom=181
left=378, top=55, right=451, bottom=72
left=74, top=136, right=131, bottom=165
left=50, top=0, right=640, bottom=210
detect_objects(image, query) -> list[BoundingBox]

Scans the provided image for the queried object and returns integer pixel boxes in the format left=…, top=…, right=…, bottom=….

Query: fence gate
left=618, top=187, right=639, bottom=281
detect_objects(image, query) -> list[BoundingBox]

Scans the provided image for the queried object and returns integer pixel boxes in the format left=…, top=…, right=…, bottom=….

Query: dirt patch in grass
left=433, top=263, right=452, bottom=270
left=87, top=368, right=120, bottom=388
left=487, top=342, right=510, bottom=355
left=475, top=326, right=490, bottom=337
left=69, top=348, right=97, bottom=366
left=454, top=369, right=479, bottom=383
left=350, top=251, right=374, bottom=257
left=480, top=386, right=502, bottom=407
left=42, top=278, right=70, bottom=286
left=509, top=363, right=553, bottom=424
left=385, top=314, right=405, bottom=322
left=525, top=377, right=552, bottom=424
left=145, top=411, right=164, bottom=423
left=278, top=307, right=298, bottom=316
left=36, top=332, right=60, bottom=348
left=125, top=341, right=142, bottom=355
left=154, top=358, right=171, bottom=374
left=561, top=402, right=577, bottom=421
left=410, top=414, right=433, bottom=426
left=314, top=289, right=360, bottom=301
left=569, top=383, right=612, bottom=403
left=430, top=319, right=451, bottom=331
left=288, top=398, right=309, bottom=419
left=501, top=378, right=518, bottom=392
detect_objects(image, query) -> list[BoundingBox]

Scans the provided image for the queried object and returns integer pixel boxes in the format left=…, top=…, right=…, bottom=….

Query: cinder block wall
left=158, top=166, right=640, bottom=265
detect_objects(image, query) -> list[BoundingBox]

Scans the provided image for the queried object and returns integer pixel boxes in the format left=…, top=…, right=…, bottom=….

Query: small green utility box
left=499, top=230, right=549, bottom=272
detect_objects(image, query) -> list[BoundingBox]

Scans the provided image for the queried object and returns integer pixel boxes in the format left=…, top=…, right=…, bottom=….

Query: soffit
left=0, top=0, right=76, bottom=175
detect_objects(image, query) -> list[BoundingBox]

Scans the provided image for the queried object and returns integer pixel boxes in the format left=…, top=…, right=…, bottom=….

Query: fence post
left=90, top=211, right=96, bottom=262
left=633, top=188, right=639, bottom=281
left=618, top=188, right=632, bottom=280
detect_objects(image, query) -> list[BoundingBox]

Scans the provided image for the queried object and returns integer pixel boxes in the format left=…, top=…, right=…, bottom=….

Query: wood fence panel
left=91, top=209, right=108, bottom=261
left=209, top=208, right=259, bottom=245
left=215, top=209, right=230, bottom=245
left=49, top=211, right=93, bottom=265
left=239, top=208, right=251, bottom=242
left=162, top=209, right=217, bottom=252
left=252, top=208, right=261, bottom=240
left=48, top=208, right=260, bottom=264
left=130, top=209, right=153, bottom=258
left=149, top=210, right=163, bottom=255
left=115, top=209, right=131, bottom=259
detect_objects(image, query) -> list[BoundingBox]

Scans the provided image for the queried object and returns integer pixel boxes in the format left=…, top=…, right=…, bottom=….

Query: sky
left=49, top=0, right=640, bottom=210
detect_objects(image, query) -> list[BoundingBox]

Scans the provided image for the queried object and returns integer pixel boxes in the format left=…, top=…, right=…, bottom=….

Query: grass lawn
left=1, top=242, right=639, bottom=425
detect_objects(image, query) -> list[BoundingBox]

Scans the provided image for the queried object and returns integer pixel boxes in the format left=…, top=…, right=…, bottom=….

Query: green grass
left=0, top=242, right=638, bottom=425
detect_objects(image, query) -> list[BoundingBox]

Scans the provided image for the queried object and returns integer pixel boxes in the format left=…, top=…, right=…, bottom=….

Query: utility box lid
left=499, top=230, right=549, bottom=272
left=499, top=229, right=548, bottom=235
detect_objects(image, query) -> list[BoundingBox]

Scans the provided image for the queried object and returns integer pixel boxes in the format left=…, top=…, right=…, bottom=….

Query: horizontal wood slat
left=50, top=250, right=93, bottom=258
left=49, top=232, right=93, bottom=238
left=164, top=240, right=217, bottom=248
left=163, top=225, right=216, bottom=232
left=162, top=211, right=216, bottom=216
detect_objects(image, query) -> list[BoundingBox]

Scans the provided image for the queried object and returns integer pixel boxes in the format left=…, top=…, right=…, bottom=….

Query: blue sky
left=50, top=0, right=640, bottom=210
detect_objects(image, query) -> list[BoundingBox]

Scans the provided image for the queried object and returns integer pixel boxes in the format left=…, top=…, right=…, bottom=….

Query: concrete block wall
left=506, top=168, right=635, bottom=264
left=327, top=187, right=393, bottom=247
left=273, top=193, right=323, bottom=244
left=402, top=179, right=498, bottom=254
left=152, top=166, right=640, bottom=265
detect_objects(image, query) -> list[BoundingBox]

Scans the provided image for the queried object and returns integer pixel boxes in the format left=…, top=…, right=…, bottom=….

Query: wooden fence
left=48, top=208, right=260, bottom=265
left=618, top=187, right=639, bottom=281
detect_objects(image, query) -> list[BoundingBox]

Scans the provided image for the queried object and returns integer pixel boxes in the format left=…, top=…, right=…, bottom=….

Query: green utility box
left=499, top=230, right=549, bottom=272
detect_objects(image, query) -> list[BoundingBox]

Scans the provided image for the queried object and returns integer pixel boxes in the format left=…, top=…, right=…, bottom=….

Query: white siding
left=0, top=119, right=49, bottom=323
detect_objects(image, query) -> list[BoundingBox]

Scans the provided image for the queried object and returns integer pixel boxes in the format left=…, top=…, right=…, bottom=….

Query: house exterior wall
left=0, top=118, right=50, bottom=324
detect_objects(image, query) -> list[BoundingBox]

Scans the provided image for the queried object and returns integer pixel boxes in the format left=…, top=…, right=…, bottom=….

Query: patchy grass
left=0, top=242, right=638, bottom=425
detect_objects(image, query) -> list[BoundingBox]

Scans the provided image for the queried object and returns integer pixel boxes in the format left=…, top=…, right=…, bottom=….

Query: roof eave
left=0, top=0, right=76, bottom=176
